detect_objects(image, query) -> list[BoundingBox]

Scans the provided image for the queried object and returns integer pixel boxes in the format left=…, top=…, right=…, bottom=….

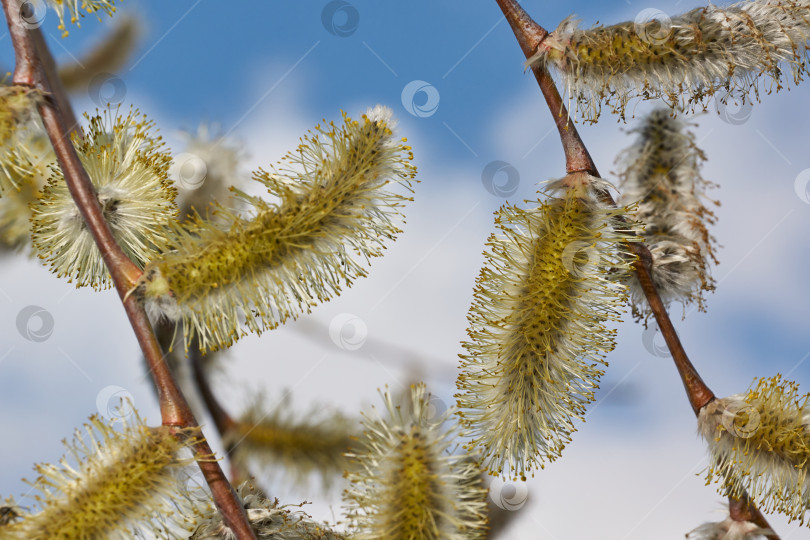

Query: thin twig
left=0, top=3, right=256, bottom=537
left=494, top=0, right=779, bottom=537
left=494, top=0, right=714, bottom=415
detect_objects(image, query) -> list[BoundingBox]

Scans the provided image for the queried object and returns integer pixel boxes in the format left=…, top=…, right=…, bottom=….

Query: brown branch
left=729, top=493, right=780, bottom=540
left=1, top=2, right=256, bottom=538
left=494, top=1, right=779, bottom=537
left=494, top=0, right=714, bottom=414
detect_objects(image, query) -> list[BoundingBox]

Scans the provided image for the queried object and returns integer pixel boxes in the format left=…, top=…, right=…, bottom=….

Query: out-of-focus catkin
left=135, top=105, right=416, bottom=352
left=698, top=376, right=810, bottom=526
left=528, top=1, right=810, bottom=122
left=343, top=384, right=488, bottom=539
left=455, top=178, right=637, bottom=480
left=617, top=109, right=718, bottom=319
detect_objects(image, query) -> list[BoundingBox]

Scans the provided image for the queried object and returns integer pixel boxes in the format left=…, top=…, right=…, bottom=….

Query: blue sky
left=2, top=1, right=810, bottom=538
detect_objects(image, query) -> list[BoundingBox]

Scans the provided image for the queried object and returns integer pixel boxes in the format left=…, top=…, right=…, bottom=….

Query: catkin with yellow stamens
left=343, top=384, right=489, bottom=540
left=135, top=105, right=416, bottom=352
left=45, top=0, right=118, bottom=37
left=617, top=109, right=718, bottom=319
left=224, top=394, right=355, bottom=491
left=191, top=482, right=346, bottom=539
left=698, top=375, right=810, bottom=525
left=1, top=409, right=210, bottom=539
left=456, top=178, right=637, bottom=480
left=0, top=86, right=44, bottom=194
left=30, top=106, right=177, bottom=289
left=529, top=1, right=810, bottom=123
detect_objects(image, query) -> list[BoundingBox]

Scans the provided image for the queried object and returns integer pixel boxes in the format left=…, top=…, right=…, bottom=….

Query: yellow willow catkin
left=343, top=384, right=489, bottom=540
left=0, top=410, right=210, bottom=539
left=224, top=394, right=355, bottom=491
left=528, top=0, right=810, bottom=123
left=617, top=109, right=718, bottom=319
left=30, top=106, right=177, bottom=289
left=456, top=179, right=637, bottom=480
left=46, top=0, right=118, bottom=37
left=698, top=375, right=810, bottom=526
left=0, top=85, right=44, bottom=194
left=135, top=105, right=416, bottom=352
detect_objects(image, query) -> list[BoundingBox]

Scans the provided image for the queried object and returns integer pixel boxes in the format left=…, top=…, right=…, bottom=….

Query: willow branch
left=729, top=493, right=780, bottom=540
left=494, top=0, right=714, bottom=414
left=494, top=1, right=780, bottom=536
left=1, top=3, right=255, bottom=537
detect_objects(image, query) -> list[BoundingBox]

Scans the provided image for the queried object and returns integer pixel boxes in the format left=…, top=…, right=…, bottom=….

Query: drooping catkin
left=191, top=482, right=346, bottom=539
left=135, top=105, right=416, bottom=352
left=342, top=384, right=489, bottom=540
left=30, top=106, right=177, bottom=289
left=0, top=410, right=210, bottom=539
left=698, top=376, right=810, bottom=525
left=456, top=178, right=637, bottom=480
left=528, top=0, right=810, bottom=123
left=617, top=109, right=718, bottom=319
left=224, top=393, right=355, bottom=491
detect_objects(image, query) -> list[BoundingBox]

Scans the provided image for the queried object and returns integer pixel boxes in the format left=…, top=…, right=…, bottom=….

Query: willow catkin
left=686, top=512, right=774, bottom=539
left=343, top=384, right=488, bottom=540
left=456, top=178, right=637, bottom=480
left=30, top=106, right=177, bottom=289
left=224, top=394, right=355, bottom=492
left=135, top=105, right=417, bottom=352
left=698, top=376, right=810, bottom=525
left=528, top=0, right=810, bottom=122
left=617, top=109, right=718, bottom=319
left=0, top=410, right=209, bottom=539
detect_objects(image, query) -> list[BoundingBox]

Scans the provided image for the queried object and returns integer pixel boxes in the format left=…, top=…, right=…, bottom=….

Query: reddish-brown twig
left=494, top=0, right=779, bottom=536
left=0, top=3, right=256, bottom=537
